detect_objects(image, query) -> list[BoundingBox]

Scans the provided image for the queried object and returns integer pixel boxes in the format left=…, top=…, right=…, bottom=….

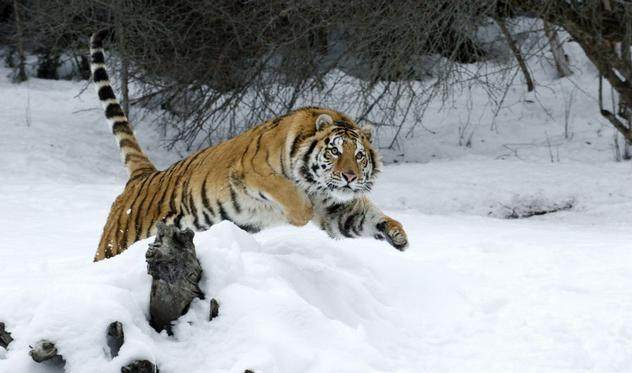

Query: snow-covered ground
left=1, top=39, right=632, bottom=372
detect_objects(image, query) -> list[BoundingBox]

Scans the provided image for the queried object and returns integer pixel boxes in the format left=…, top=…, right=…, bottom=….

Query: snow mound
left=0, top=221, right=472, bottom=372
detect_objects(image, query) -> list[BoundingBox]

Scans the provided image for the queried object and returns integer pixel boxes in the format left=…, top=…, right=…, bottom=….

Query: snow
left=2, top=180, right=632, bottom=372
left=1, top=38, right=632, bottom=372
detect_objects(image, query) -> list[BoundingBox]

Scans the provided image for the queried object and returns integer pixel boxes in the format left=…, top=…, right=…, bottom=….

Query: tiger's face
left=297, top=113, right=381, bottom=201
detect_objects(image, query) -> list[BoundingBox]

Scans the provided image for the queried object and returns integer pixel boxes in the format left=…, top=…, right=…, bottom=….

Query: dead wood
left=146, top=222, right=204, bottom=334
left=29, top=340, right=65, bottom=367
left=0, top=322, right=13, bottom=349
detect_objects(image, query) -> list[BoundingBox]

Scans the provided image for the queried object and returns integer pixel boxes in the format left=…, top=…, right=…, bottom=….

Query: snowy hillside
left=1, top=43, right=632, bottom=373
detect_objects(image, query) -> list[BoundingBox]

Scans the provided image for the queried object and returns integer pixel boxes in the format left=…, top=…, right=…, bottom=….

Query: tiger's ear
left=315, top=114, right=333, bottom=131
left=360, top=123, right=374, bottom=143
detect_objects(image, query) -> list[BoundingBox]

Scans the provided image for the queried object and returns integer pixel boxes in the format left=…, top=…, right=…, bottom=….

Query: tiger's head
left=296, top=111, right=381, bottom=201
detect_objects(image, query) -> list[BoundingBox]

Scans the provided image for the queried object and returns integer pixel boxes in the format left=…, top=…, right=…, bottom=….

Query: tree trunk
left=78, top=54, right=91, bottom=80
left=116, top=14, right=130, bottom=117
left=121, top=57, right=130, bottom=116
left=12, top=0, right=27, bottom=83
left=36, top=50, right=60, bottom=79
left=619, top=16, right=632, bottom=139
left=496, top=18, right=535, bottom=92
left=544, top=21, right=572, bottom=78
left=146, top=223, right=204, bottom=335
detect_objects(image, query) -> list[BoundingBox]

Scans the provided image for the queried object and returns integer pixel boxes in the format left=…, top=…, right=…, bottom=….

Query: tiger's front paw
left=376, top=218, right=408, bottom=251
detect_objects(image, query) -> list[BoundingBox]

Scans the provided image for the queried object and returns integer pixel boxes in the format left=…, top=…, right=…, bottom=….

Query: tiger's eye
left=330, top=148, right=340, bottom=156
left=356, top=152, right=364, bottom=160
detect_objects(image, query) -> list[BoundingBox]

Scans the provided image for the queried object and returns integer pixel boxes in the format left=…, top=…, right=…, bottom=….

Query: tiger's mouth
left=326, top=180, right=358, bottom=191
left=323, top=178, right=367, bottom=201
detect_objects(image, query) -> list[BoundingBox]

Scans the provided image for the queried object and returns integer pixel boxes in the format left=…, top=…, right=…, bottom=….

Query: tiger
left=89, top=30, right=408, bottom=261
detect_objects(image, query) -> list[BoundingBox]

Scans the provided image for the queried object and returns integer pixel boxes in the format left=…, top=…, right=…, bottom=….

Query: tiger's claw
left=376, top=218, right=408, bottom=251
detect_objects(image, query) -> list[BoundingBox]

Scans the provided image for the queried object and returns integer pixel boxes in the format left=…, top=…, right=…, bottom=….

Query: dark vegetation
left=0, top=0, right=629, bottom=150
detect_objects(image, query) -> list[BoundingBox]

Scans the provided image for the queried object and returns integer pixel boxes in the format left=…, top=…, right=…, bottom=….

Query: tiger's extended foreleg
left=243, top=173, right=314, bottom=226
left=314, top=196, right=408, bottom=251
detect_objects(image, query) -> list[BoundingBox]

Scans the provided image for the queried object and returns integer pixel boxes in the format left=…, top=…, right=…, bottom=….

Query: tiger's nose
left=341, top=171, right=357, bottom=183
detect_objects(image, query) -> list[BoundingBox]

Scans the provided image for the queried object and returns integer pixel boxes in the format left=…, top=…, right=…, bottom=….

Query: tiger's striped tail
left=90, top=29, right=156, bottom=178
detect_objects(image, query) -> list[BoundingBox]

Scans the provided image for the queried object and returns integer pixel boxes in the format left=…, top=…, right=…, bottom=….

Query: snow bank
left=0, top=220, right=468, bottom=372
left=3, top=200, right=632, bottom=372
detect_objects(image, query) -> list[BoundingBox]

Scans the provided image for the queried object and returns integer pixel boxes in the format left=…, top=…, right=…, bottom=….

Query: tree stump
left=29, top=340, right=65, bottom=367
left=0, top=322, right=13, bottom=349
left=146, top=223, right=204, bottom=334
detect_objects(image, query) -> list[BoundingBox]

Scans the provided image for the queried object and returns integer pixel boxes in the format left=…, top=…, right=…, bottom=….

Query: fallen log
left=146, top=223, right=204, bottom=334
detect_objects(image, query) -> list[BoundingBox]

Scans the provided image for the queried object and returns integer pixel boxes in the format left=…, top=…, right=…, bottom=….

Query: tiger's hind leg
left=94, top=194, right=128, bottom=261
left=93, top=173, right=159, bottom=261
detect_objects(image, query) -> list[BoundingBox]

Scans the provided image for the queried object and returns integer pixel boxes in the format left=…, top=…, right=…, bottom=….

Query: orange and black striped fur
left=90, top=30, right=408, bottom=261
